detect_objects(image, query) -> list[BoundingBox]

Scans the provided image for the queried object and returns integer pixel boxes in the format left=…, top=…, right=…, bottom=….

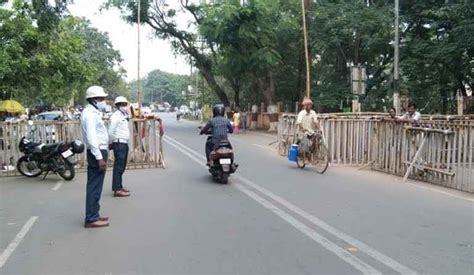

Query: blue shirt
left=201, top=116, right=233, bottom=143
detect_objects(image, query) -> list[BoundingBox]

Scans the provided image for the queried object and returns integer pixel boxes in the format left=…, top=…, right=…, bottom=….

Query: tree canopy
left=3, top=0, right=472, bottom=114
left=129, top=69, right=190, bottom=107
left=0, top=0, right=128, bottom=108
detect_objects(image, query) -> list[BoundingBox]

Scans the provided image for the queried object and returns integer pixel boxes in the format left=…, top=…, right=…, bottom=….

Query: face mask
left=95, top=101, right=107, bottom=112
left=119, top=106, right=129, bottom=113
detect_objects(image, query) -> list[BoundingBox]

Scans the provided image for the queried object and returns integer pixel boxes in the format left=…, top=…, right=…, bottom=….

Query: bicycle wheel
left=312, top=142, right=329, bottom=174
left=296, top=152, right=306, bottom=169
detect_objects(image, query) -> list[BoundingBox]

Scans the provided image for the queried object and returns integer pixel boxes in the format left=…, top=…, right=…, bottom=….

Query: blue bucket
left=288, top=144, right=299, bottom=162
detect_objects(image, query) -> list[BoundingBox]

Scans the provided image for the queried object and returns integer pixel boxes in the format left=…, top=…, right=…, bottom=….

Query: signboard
left=351, top=65, right=367, bottom=95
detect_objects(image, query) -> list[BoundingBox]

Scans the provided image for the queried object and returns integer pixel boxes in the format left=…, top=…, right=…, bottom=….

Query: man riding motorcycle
left=199, top=104, right=233, bottom=165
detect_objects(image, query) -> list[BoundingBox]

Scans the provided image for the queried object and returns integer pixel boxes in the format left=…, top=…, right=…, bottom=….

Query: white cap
left=85, top=86, right=108, bottom=99
left=114, top=96, right=128, bottom=105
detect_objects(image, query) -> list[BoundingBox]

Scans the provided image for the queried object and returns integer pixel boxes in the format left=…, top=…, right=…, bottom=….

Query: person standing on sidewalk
left=108, top=96, right=131, bottom=197
left=80, top=86, right=110, bottom=228
left=233, top=108, right=241, bottom=134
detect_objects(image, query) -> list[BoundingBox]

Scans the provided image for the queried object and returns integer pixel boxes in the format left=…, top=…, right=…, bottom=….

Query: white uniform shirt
left=108, top=110, right=130, bottom=143
left=80, top=104, right=109, bottom=160
left=296, top=109, right=319, bottom=132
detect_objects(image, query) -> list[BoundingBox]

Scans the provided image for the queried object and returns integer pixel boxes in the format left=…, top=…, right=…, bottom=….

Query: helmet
left=212, top=104, right=225, bottom=117
left=71, top=140, right=85, bottom=154
left=86, top=86, right=108, bottom=99
left=114, top=96, right=128, bottom=105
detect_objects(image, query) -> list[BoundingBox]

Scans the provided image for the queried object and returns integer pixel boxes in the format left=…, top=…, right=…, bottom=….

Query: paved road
left=0, top=113, right=473, bottom=274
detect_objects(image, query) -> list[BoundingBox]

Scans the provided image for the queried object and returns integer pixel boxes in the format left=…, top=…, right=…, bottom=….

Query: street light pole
left=393, top=0, right=401, bottom=113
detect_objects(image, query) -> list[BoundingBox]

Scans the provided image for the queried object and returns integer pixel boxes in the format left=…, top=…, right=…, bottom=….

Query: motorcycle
left=199, top=126, right=238, bottom=184
left=17, top=121, right=85, bottom=181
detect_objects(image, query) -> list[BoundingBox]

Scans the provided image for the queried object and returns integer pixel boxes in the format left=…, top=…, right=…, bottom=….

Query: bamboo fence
left=278, top=114, right=473, bottom=193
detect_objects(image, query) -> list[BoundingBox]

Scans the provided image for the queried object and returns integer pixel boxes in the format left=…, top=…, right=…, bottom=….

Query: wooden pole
left=393, top=0, right=400, bottom=114
left=301, top=0, right=311, bottom=99
left=403, top=133, right=427, bottom=182
left=137, top=0, right=142, bottom=110
left=457, top=91, right=464, bottom=115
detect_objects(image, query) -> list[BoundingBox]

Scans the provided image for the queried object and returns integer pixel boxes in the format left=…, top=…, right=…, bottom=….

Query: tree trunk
left=230, top=78, right=241, bottom=108
left=198, top=65, right=230, bottom=106
left=145, top=20, right=230, bottom=107
left=259, top=72, right=275, bottom=105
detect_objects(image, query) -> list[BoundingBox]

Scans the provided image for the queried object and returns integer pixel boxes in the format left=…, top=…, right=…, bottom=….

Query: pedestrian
left=19, top=113, right=29, bottom=122
left=108, top=96, right=131, bottom=197
left=397, top=103, right=421, bottom=124
left=80, top=86, right=110, bottom=228
left=388, top=107, right=397, bottom=119
left=241, top=109, right=247, bottom=133
left=233, top=108, right=241, bottom=134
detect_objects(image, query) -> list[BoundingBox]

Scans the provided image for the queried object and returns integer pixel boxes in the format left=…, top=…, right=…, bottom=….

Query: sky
left=68, top=0, right=191, bottom=81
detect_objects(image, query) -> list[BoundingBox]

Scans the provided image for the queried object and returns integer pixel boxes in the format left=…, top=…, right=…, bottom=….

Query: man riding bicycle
left=296, top=97, right=319, bottom=160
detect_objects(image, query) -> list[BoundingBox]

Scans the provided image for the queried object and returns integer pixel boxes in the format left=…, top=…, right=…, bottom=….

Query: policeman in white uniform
left=80, top=86, right=110, bottom=228
left=108, top=96, right=131, bottom=197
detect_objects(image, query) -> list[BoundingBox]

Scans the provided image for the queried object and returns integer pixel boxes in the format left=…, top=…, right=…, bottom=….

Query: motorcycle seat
left=216, top=140, right=231, bottom=148
left=41, top=144, right=58, bottom=154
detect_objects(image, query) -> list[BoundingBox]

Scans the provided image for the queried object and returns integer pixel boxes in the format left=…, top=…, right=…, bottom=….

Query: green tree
left=73, top=18, right=129, bottom=103
left=106, top=0, right=233, bottom=106
left=0, top=0, right=128, bottom=107
left=199, top=0, right=281, bottom=106
left=398, top=0, right=473, bottom=113
left=138, top=69, right=189, bottom=106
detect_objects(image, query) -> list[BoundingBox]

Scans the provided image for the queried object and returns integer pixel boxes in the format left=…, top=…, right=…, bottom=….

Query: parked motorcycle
left=17, top=121, right=85, bottom=180
left=199, top=126, right=238, bottom=184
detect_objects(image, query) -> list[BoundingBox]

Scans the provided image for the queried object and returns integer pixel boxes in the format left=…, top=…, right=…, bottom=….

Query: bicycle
left=295, top=130, right=329, bottom=174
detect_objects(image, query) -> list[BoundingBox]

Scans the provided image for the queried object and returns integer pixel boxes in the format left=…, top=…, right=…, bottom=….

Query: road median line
left=52, top=181, right=64, bottom=191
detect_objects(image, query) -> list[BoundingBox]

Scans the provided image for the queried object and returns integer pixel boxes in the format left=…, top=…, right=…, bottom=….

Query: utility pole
left=393, top=0, right=401, bottom=113
left=137, top=0, right=142, bottom=110
left=301, top=0, right=311, bottom=99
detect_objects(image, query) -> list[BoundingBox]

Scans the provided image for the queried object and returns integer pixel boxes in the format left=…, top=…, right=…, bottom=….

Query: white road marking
left=164, top=134, right=417, bottom=275
left=249, top=131, right=278, bottom=139
left=52, top=181, right=64, bottom=191
left=163, top=136, right=384, bottom=274
left=252, top=143, right=275, bottom=151
left=235, top=176, right=418, bottom=275
left=163, top=136, right=206, bottom=165
left=235, top=183, right=382, bottom=275
left=0, top=216, right=38, bottom=268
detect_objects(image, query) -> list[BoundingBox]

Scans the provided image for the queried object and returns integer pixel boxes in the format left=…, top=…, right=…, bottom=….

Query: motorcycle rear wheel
left=57, top=161, right=75, bottom=181
left=17, top=156, right=42, bottom=177
left=220, top=172, right=229, bottom=184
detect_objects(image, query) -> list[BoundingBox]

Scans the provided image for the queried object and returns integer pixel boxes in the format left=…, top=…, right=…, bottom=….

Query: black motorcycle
left=17, top=136, right=85, bottom=181
left=199, top=126, right=238, bottom=184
